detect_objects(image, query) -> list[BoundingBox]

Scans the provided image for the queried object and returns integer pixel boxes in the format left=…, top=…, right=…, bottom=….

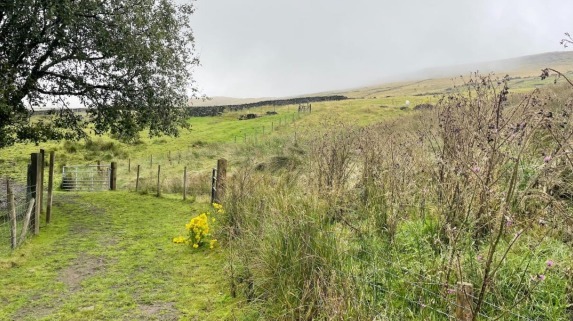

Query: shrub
left=173, top=204, right=221, bottom=250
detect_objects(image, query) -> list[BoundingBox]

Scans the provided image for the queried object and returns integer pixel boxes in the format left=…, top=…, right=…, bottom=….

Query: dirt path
left=0, top=192, right=235, bottom=320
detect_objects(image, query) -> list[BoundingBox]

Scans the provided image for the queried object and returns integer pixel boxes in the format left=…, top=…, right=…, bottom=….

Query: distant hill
left=333, top=51, right=573, bottom=99
left=417, top=51, right=573, bottom=78
left=191, top=51, right=573, bottom=104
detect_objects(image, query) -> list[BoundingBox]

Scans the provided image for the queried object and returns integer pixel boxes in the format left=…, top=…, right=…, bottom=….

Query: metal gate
left=62, top=165, right=111, bottom=191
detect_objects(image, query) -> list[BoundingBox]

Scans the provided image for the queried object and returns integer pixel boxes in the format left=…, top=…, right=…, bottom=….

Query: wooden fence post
left=8, top=180, right=17, bottom=249
left=156, top=165, right=161, bottom=197
left=26, top=164, right=32, bottom=202
left=39, top=149, right=45, bottom=214
left=183, top=166, right=187, bottom=200
left=136, top=165, right=140, bottom=192
left=19, top=198, right=35, bottom=245
left=128, top=158, right=131, bottom=173
left=215, top=159, right=227, bottom=204
left=29, top=154, right=36, bottom=231
left=455, top=282, right=474, bottom=321
left=46, top=151, right=55, bottom=224
left=110, top=162, right=117, bottom=190
left=210, top=168, right=217, bottom=205
left=30, top=152, right=41, bottom=235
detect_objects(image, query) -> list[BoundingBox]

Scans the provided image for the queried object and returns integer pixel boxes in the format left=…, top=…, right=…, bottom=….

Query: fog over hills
left=190, top=50, right=573, bottom=106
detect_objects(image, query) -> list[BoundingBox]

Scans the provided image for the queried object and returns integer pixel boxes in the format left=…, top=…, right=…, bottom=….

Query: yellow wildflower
left=193, top=243, right=199, bottom=249
left=172, top=236, right=187, bottom=244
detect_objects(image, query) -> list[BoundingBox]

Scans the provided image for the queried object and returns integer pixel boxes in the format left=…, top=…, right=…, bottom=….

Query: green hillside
left=1, top=53, right=573, bottom=320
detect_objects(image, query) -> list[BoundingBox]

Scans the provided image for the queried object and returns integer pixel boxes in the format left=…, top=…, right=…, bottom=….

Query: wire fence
left=0, top=183, right=39, bottom=255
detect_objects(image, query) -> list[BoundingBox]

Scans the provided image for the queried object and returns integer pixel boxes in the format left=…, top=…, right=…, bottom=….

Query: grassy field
left=1, top=61, right=573, bottom=319
left=0, top=191, right=249, bottom=320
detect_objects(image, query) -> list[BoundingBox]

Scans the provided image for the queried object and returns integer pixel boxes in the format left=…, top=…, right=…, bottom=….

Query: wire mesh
left=0, top=186, right=36, bottom=255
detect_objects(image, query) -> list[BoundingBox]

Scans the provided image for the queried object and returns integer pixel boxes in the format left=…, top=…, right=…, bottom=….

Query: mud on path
left=0, top=192, right=232, bottom=321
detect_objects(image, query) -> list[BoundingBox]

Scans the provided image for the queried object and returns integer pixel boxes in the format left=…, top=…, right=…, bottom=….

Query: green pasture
left=0, top=191, right=248, bottom=320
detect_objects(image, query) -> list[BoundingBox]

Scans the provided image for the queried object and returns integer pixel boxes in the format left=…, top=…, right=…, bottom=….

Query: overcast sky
left=189, top=0, right=573, bottom=98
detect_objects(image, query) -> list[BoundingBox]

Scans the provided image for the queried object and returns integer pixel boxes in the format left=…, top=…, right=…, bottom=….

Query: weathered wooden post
left=215, top=159, right=227, bottom=204
left=26, top=164, right=32, bottom=202
left=210, top=168, right=217, bottom=205
left=39, top=149, right=45, bottom=214
left=455, top=282, right=474, bottom=321
left=46, top=151, right=55, bottom=224
left=136, top=165, right=140, bottom=192
left=156, top=165, right=161, bottom=197
left=272, top=121, right=274, bottom=131
left=183, top=166, right=187, bottom=201
left=128, top=158, right=131, bottom=173
left=110, top=162, right=117, bottom=190
left=19, top=198, right=35, bottom=245
left=30, top=152, right=41, bottom=235
left=8, top=180, right=17, bottom=249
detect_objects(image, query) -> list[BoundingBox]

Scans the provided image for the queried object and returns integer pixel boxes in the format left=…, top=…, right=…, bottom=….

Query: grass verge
left=0, top=191, right=241, bottom=320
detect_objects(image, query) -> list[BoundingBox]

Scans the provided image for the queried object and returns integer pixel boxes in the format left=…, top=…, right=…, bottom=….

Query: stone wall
left=186, top=95, right=348, bottom=117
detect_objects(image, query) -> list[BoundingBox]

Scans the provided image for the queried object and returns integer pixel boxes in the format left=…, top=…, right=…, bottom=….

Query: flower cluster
left=186, top=213, right=210, bottom=248
left=172, top=203, right=224, bottom=250
left=213, top=202, right=224, bottom=214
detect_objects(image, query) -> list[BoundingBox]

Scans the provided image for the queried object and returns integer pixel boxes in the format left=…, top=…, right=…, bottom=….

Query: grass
left=220, top=79, right=573, bottom=319
left=0, top=191, right=244, bottom=320
left=0, top=98, right=411, bottom=192
left=1, top=65, right=572, bottom=320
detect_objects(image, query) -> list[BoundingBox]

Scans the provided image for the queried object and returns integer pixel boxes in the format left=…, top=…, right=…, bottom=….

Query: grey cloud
left=187, top=0, right=573, bottom=97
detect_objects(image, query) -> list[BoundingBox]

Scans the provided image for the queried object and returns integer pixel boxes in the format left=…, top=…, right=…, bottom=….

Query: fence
left=1, top=105, right=304, bottom=252
left=233, top=111, right=306, bottom=145
left=61, top=164, right=112, bottom=191
left=1, top=150, right=55, bottom=254
left=0, top=182, right=36, bottom=254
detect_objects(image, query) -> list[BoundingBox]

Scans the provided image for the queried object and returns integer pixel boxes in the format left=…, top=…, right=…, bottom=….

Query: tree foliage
left=0, top=0, right=198, bottom=147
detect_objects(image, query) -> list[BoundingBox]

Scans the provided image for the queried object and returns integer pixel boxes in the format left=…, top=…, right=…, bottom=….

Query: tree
left=0, top=0, right=198, bottom=147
